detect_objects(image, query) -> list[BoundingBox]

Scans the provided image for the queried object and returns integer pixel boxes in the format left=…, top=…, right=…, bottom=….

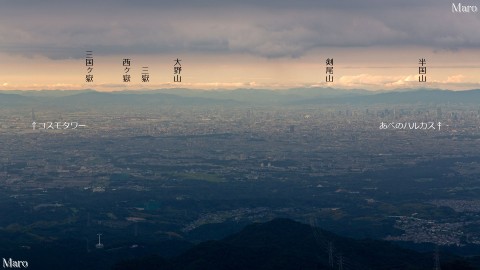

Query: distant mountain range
left=113, top=218, right=476, bottom=270
left=0, top=88, right=479, bottom=107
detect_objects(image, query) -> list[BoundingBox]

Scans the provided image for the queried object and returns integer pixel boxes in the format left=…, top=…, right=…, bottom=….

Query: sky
left=1, top=0, right=480, bottom=91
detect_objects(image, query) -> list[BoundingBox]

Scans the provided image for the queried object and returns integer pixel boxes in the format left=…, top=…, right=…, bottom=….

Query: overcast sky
left=1, top=0, right=479, bottom=90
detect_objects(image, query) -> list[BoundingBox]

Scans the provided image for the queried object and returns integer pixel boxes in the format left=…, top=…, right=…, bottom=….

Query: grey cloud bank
left=1, top=0, right=479, bottom=59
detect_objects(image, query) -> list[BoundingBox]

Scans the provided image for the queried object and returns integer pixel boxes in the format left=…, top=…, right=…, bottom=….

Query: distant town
left=1, top=90, right=479, bottom=257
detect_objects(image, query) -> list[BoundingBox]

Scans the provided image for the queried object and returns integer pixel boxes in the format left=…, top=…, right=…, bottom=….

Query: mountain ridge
left=113, top=218, right=476, bottom=270
left=0, top=88, right=479, bottom=107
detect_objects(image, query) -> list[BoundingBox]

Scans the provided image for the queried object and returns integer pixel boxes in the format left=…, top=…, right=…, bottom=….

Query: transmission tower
left=96, top=233, right=104, bottom=249
left=338, top=254, right=344, bottom=270
left=434, top=246, right=441, bottom=270
left=328, top=241, right=334, bottom=268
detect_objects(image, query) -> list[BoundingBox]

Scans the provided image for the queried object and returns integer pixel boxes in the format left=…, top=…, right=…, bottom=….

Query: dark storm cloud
left=1, top=0, right=479, bottom=59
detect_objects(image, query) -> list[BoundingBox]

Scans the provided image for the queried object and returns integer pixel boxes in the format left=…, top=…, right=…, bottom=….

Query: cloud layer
left=1, top=0, right=480, bottom=59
